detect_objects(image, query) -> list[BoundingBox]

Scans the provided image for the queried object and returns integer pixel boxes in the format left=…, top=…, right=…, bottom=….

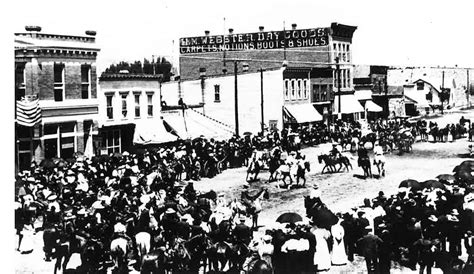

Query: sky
left=8, top=0, right=474, bottom=72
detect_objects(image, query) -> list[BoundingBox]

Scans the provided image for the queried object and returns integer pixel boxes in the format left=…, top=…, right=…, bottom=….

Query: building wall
left=180, top=46, right=331, bottom=81
left=388, top=67, right=474, bottom=108
left=98, top=79, right=162, bottom=127
left=161, top=68, right=285, bottom=134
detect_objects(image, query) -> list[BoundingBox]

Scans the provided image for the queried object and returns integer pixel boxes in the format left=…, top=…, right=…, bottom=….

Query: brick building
left=353, top=65, right=388, bottom=119
left=170, top=22, right=361, bottom=134
left=15, top=27, right=100, bottom=170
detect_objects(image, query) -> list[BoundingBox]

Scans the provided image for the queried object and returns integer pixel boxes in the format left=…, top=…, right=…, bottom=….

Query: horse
left=141, top=248, right=167, bottom=274
left=304, top=196, right=338, bottom=230
left=42, top=224, right=60, bottom=261
left=373, top=154, right=386, bottom=178
left=317, top=154, right=352, bottom=173
left=358, top=156, right=372, bottom=178
left=248, top=259, right=273, bottom=274
left=296, top=160, right=311, bottom=187
left=268, top=155, right=282, bottom=182
left=208, top=241, right=234, bottom=272
left=273, top=164, right=292, bottom=187
left=185, top=234, right=212, bottom=272
left=231, top=242, right=250, bottom=272
left=135, top=232, right=151, bottom=269
left=110, top=237, right=131, bottom=272
left=79, top=238, right=106, bottom=273
left=166, top=237, right=192, bottom=272
left=241, top=188, right=270, bottom=229
left=246, top=157, right=262, bottom=182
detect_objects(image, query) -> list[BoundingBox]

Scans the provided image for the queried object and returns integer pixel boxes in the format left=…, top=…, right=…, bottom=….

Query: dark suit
left=233, top=222, right=251, bottom=245
left=357, top=233, right=383, bottom=273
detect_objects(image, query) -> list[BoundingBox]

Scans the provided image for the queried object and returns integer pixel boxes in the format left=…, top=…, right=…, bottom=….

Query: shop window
left=54, top=63, right=65, bottom=101
left=303, top=80, right=308, bottom=99
left=214, top=85, right=220, bottom=102
left=104, top=129, right=121, bottom=154
left=284, top=80, right=289, bottom=100
left=81, top=64, right=91, bottom=99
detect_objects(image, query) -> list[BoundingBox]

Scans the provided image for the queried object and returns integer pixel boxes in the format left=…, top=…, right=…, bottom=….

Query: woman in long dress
left=312, top=226, right=332, bottom=271
left=331, top=219, right=348, bottom=266
left=19, top=222, right=35, bottom=254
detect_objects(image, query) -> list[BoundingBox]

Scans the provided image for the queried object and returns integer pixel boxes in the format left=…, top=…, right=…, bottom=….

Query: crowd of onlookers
left=14, top=116, right=474, bottom=273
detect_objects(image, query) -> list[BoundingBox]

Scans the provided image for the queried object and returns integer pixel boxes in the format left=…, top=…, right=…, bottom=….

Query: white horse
left=373, top=145, right=386, bottom=177
left=135, top=232, right=151, bottom=268
left=110, top=237, right=130, bottom=270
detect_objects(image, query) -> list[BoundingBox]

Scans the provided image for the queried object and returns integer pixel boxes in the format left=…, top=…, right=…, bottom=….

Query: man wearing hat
left=233, top=216, right=252, bottom=246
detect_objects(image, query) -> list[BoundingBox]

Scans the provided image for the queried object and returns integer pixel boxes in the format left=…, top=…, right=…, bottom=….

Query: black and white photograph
left=8, top=0, right=474, bottom=273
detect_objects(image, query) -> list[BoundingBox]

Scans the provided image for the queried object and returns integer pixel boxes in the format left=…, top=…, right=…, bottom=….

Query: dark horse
left=358, top=155, right=372, bottom=178
left=304, top=196, right=338, bottom=230
left=317, top=154, right=352, bottom=173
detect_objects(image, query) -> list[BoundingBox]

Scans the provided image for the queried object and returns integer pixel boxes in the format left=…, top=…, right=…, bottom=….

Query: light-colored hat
left=165, top=208, right=176, bottom=214
left=428, top=215, right=438, bottom=222
left=451, top=209, right=459, bottom=216
left=47, top=194, right=58, bottom=201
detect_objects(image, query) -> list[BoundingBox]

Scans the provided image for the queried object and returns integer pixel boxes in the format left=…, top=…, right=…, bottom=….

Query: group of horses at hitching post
left=246, top=129, right=415, bottom=183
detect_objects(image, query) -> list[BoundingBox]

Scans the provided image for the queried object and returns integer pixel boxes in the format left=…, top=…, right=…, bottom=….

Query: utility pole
left=335, top=57, right=342, bottom=120
left=441, top=70, right=445, bottom=114
left=468, top=69, right=471, bottom=108
left=234, top=61, right=239, bottom=136
left=260, top=68, right=264, bottom=134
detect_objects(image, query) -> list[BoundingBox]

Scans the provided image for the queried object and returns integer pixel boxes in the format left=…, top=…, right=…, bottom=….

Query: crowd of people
left=14, top=116, right=474, bottom=273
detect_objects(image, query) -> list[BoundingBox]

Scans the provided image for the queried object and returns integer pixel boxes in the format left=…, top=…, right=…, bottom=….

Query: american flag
left=16, top=98, right=41, bottom=127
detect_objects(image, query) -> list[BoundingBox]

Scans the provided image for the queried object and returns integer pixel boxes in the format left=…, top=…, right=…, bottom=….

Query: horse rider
left=357, top=142, right=370, bottom=167
left=330, top=142, right=342, bottom=160
left=373, top=144, right=385, bottom=166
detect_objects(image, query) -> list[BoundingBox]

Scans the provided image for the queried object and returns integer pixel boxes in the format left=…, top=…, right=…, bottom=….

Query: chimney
left=85, top=30, right=97, bottom=36
left=204, top=30, right=210, bottom=36
left=259, top=26, right=264, bottom=32
left=25, top=26, right=41, bottom=32
left=229, top=28, right=234, bottom=34
left=291, top=23, right=297, bottom=30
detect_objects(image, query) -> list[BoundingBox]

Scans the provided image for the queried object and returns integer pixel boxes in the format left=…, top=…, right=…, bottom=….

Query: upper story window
left=303, top=80, right=308, bottom=99
left=290, top=80, right=296, bottom=99
left=81, top=64, right=91, bottom=99
left=15, top=63, right=26, bottom=101
left=297, top=80, right=302, bottom=99
left=106, top=94, right=113, bottom=119
left=346, top=44, right=350, bottom=62
left=121, top=93, right=128, bottom=118
left=284, top=80, right=289, bottom=100
left=347, top=69, right=351, bottom=88
left=417, top=82, right=424, bottom=90
left=214, top=85, right=220, bottom=102
left=147, top=93, right=153, bottom=117
left=134, top=93, right=141, bottom=118
left=54, top=63, right=65, bottom=101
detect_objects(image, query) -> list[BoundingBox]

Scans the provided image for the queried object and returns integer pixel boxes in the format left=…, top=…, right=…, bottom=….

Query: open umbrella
left=276, top=212, right=303, bottom=224
left=399, top=179, right=422, bottom=191
left=436, top=174, right=456, bottom=185
left=423, top=180, right=446, bottom=190
left=310, top=207, right=338, bottom=230
left=243, top=132, right=252, bottom=136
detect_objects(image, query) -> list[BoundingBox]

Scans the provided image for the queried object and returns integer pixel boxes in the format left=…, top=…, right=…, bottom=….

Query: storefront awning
left=365, top=100, right=383, bottom=112
left=334, top=95, right=364, bottom=114
left=162, top=109, right=234, bottom=140
left=133, top=119, right=179, bottom=145
left=284, top=104, right=323, bottom=123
